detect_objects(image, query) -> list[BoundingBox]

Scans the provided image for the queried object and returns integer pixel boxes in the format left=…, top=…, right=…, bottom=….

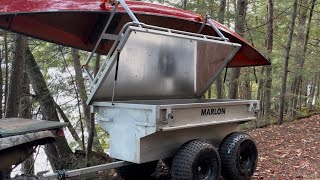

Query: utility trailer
left=0, top=0, right=270, bottom=179
left=0, top=118, right=68, bottom=177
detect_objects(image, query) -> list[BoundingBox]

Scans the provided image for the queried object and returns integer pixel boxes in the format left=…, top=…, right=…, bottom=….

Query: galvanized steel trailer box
left=93, top=99, right=259, bottom=163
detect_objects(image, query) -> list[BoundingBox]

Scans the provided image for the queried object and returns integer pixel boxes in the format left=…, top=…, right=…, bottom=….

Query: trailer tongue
left=0, top=118, right=68, bottom=170
left=0, top=0, right=268, bottom=179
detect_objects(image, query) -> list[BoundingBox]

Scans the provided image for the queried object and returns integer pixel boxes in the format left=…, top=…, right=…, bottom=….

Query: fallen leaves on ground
left=250, top=115, right=320, bottom=179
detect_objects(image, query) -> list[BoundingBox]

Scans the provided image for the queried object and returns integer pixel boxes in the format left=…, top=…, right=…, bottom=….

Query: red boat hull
left=0, top=0, right=269, bottom=67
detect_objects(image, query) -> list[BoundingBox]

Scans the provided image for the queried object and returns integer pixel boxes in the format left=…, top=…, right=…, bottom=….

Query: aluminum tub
left=93, top=99, right=259, bottom=163
left=87, top=26, right=241, bottom=103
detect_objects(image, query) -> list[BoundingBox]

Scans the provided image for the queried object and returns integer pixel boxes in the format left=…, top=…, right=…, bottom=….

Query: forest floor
left=250, top=114, right=320, bottom=179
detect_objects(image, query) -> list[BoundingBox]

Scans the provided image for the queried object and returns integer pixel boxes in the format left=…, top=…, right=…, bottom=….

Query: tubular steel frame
left=82, top=0, right=229, bottom=87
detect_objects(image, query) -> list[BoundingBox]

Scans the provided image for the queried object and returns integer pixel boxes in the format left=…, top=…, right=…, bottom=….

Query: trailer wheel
left=115, top=160, right=158, bottom=180
left=219, top=132, right=258, bottom=180
left=171, top=140, right=221, bottom=180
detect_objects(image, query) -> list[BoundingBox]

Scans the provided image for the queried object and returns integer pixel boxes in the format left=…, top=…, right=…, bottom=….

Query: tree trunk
left=0, top=43, right=3, bottom=119
left=207, top=87, right=212, bottom=99
left=264, top=0, right=274, bottom=124
left=229, top=0, right=247, bottom=99
left=226, top=0, right=231, bottom=27
left=291, top=0, right=309, bottom=117
left=182, top=0, right=187, bottom=10
left=306, top=0, right=317, bottom=110
left=86, top=112, right=95, bottom=164
left=307, top=76, right=315, bottom=111
left=257, top=67, right=265, bottom=121
left=314, top=74, right=320, bottom=108
left=229, top=69, right=240, bottom=99
left=303, top=0, right=316, bottom=56
left=71, top=49, right=103, bottom=153
left=71, top=49, right=90, bottom=129
left=301, top=81, right=308, bottom=108
left=94, top=54, right=101, bottom=77
left=20, top=71, right=34, bottom=174
left=2, top=34, right=27, bottom=177
left=279, top=0, right=298, bottom=124
left=218, top=0, right=226, bottom=23
left=25, top=47, right=74, bottom=170
left=4, top=31, right=9, bottom=114
left=216, top=72, right=224, bottom=98
left=55, top=102, right=84, bottom=150
left=242, top=68, right=251, bottom=99
left=216, top=0, right=226, bottom=99
left=5, top=35, right=26, bottom=118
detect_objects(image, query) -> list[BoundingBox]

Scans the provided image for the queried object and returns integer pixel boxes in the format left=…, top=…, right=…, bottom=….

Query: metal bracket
left=43, top=161, right=131, bottom=179
left=102, top=33, right=119, bottom=41
left=165, top=108, right=175, bottom=126
left=82, top=0, right=141, bottom=84
left=197, top=15, right=210, bottom=34
left=56, top=169, right=68, bottom=180
left=205, top=15, right=229, bottom=42
left=248, top=102, right=259, bottom=112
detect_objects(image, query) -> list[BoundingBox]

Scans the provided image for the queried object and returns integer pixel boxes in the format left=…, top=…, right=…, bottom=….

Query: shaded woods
left=192, top=0, right=319, bottom=126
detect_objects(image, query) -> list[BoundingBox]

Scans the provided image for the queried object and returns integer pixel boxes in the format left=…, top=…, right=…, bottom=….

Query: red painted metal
left=0, top=0, right=270, bottom=67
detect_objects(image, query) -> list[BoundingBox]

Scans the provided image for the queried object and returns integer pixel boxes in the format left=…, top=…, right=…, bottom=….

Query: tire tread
left=171, top=140, right=220, bottom=180
left=219, top=132, right=257, bottom=180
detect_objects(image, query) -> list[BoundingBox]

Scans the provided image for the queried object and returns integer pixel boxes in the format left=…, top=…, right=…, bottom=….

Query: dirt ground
left=250, top=115, right=320, bottom=179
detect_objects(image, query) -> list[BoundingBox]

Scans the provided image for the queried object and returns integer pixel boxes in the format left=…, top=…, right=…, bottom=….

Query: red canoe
left=0, top=0, right=269, bottom=67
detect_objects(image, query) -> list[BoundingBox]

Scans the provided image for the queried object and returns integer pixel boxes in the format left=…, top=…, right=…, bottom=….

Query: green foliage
left=160, top=0, right=320, bottom=123
left=96, top=125, right=110, bottom=150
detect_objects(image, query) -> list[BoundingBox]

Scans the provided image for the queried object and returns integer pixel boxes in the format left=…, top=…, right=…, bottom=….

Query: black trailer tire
left=219, top=132, right=258, bottom=180
left=115, top=160, right=158, bottom=180
left=171, top=140, right=221, bottom=180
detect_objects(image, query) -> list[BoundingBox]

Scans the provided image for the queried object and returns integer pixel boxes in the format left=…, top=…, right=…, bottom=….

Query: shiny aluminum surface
left=90, top=26, right=241, bottom=101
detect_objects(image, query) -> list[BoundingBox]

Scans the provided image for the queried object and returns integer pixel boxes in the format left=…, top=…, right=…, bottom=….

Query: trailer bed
left=93, top=99, right=259, bottom=163
left=0, top=118, right=68, bottom=138
left=0, top=118, right=68, bottom=169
